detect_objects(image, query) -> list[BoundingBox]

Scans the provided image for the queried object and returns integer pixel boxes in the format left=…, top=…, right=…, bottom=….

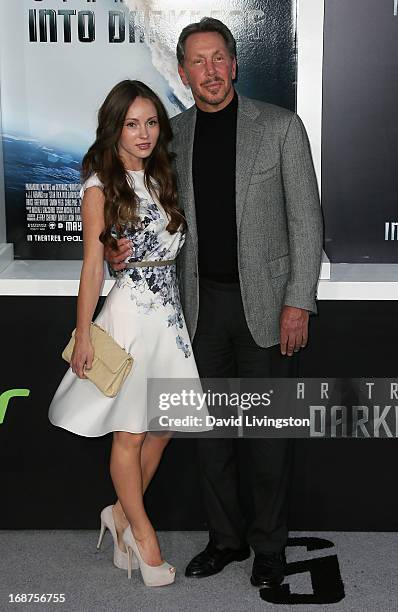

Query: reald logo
left=0, top=389, right=30, bottom=424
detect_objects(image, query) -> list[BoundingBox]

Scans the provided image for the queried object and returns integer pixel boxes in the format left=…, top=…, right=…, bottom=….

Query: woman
left=48, top=80, right=208, bottom=587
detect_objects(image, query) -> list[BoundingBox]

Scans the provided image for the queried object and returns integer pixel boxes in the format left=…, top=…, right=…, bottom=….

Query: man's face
left=178, top=31, right=236, bottom=112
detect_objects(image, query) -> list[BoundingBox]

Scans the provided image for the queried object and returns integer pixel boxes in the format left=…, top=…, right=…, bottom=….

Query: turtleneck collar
left=195, top=89, right=238, bottom=120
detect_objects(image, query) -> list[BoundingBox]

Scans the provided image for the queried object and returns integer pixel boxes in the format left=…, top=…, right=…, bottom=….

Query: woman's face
left=117, top=96, right=160, bottom=170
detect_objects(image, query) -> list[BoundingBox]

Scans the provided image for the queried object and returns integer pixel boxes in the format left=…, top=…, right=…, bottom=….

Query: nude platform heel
left=96, top=506, right=138, bottom=571
left=122, top=525, right=176, bottom=586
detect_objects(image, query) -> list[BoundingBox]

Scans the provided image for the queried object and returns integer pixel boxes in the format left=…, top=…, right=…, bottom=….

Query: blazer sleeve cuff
left=283, top=292, right=318, bottom=315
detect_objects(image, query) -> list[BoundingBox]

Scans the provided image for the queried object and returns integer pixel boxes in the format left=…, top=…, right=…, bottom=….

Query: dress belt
left=124, top=259, right=176, bottom=268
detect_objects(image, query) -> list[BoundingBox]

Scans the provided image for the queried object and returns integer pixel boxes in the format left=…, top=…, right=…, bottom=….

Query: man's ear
left=231, top=57, right=237, bottom=81
left=178, top=63, right=189, bottom=87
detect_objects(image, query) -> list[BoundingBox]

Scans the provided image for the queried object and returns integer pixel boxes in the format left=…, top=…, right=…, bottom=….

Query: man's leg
left=236, top=342, right=296, bottom=554
left=186, top=279, right=249, bottom=577
left=233, top=298, right=297, bottom=585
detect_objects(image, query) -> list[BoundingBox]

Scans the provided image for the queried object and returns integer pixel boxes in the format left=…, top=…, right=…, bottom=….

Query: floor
left=0, top=530, right=396, bottom=611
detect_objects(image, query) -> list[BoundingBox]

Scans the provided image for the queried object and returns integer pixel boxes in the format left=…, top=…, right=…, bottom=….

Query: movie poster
left=0, top=0, right=296, bottom=259
left=322, top=0, right=398, bottom=262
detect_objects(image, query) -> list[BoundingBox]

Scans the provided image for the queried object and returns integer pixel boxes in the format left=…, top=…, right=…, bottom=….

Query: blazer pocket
left=268, top=254, right=290, bottom=277
left=250, top=164, right=278, bottom=184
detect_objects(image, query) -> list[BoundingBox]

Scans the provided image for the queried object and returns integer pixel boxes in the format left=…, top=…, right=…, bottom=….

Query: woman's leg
left=141, top=430, right=173, bottom=491
left=110, top=430, right=171, bottom=565
left=113, top=431, right=172, bottom=525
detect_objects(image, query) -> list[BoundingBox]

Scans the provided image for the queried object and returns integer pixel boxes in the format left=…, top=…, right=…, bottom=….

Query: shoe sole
left=250, top=575, right=284, bottom=587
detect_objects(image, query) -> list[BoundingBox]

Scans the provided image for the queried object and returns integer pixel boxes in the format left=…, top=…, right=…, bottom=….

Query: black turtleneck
left=192, top=91, right=238, bottom=282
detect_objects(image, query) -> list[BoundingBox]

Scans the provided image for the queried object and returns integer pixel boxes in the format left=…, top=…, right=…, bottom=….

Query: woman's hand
left=71, top=336, right=95, bottom=379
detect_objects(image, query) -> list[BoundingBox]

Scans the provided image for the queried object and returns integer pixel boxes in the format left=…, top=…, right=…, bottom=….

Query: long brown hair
left=82, top=80, right=184, bottom=247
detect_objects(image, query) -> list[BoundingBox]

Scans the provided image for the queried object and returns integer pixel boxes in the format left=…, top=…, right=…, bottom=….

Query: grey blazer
left=170, top=93, right=323, bottom=348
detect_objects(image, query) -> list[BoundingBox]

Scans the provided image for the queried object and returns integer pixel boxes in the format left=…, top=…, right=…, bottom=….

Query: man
left=107, top=18, right=323, bottom=587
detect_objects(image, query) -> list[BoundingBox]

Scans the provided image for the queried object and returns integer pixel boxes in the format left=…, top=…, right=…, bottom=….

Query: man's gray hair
left=176, top=17, right=237, bottom=66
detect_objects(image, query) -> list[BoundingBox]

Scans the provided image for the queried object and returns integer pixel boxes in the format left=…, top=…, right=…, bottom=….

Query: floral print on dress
left=112, top=196, right=191, bottom=358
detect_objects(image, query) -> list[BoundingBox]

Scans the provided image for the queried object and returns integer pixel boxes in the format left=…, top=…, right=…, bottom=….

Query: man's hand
left=280, top=305, right=309, bottom=356
left=104, top=238, right=132, bottom=272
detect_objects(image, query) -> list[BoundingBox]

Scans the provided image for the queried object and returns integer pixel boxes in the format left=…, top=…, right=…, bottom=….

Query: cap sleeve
left=80, top=173, right=104, bottom=198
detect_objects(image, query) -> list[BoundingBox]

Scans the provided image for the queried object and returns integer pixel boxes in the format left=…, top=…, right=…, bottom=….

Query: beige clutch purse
left=62, top=323, right=133, bottom=397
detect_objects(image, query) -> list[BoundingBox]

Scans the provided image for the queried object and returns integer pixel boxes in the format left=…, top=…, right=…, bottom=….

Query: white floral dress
left=48, top=170, right=208, bottom=436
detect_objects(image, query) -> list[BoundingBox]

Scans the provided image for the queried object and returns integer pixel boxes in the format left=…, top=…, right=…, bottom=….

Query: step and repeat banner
left=0, top=0, right=296, bottom=259
left=322, top=0, right=398, bottom=262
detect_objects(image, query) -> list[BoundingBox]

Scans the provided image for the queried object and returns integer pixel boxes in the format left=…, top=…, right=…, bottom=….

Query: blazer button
left=193, top=272, right=198, bottom=278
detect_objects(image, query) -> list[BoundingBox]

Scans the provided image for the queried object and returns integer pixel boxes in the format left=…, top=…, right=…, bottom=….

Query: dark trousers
left=192, top=278, right=297, bottom=554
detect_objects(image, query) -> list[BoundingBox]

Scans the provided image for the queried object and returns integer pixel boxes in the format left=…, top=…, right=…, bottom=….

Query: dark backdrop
left=322, top=0, right=398, bottom=262
left=0, top=297, right=397, bottom=531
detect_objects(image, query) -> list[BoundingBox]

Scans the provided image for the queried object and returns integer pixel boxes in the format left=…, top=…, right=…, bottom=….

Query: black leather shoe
left=185, top=541, right=251, bottom=578
left=250, top=551, right=285, bottom=587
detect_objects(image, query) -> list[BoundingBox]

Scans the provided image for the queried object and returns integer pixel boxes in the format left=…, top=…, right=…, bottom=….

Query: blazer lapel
left=174, top=106, right=198, bottom=255
left=236, top=95, right=264, bottom=230
left=174, top=95, right=264, bottom=249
